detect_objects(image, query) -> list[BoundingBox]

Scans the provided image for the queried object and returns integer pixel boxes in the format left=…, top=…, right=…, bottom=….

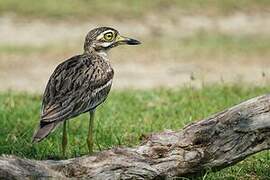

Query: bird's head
left=84, top=27, right=141, bottom=53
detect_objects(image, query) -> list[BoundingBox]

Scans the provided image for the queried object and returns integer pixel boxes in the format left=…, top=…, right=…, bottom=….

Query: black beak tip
left=127, top=39, right=141, bottom=45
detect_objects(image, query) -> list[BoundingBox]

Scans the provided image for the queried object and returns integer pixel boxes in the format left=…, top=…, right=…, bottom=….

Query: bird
left=32, top=27, right=141, bottom=156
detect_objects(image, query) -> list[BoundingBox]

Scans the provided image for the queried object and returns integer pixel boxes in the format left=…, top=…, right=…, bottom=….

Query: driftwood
left=1, top=94, right=270, bottom=179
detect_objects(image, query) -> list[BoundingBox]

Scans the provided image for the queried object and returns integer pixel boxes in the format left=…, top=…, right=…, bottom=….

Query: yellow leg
left=62, top=121, right=68, bottom=157
left=87, top=111, right=95, bottom=154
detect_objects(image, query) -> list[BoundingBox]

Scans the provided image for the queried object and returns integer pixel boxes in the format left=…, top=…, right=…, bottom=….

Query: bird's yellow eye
left=103, top=32, right=114, bottom=41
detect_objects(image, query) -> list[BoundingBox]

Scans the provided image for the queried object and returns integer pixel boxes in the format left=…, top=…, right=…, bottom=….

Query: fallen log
left=1, top=94, right=270, bottom=179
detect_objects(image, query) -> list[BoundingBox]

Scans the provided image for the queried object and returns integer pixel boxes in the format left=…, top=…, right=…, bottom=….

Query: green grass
left=179, top=32, right=270, bottom=57
left=0, top=43, right=80, bottom=55
left=0, top=85, right=270, bottom=178
left=0, top=0, right=270, bottom=20
left=0, top=44, right=51, bottom=55
left=2, top=32, right=270, bottom=60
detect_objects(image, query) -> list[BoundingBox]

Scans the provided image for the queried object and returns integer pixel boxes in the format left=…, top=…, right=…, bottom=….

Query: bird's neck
left=84, top=47, right=110, bottom=62
left=96, top=50, right=109, bottom=61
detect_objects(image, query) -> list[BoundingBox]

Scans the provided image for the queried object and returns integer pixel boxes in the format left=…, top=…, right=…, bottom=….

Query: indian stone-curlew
left=32, top=27, right=141, bottom=156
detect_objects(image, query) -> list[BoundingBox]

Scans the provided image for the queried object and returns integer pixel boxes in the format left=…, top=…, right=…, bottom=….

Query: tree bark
left=1, top=94, right=270, bottom=179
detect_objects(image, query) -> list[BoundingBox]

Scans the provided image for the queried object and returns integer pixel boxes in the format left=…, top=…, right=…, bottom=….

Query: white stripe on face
left=96, top=30, right=115, bottom=40
left=100, top=42, right=113, bottom=48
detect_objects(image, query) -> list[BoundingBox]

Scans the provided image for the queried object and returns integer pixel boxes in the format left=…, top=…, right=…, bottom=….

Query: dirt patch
left=0, top=54, right=269, bottom=93
left=1, top=13, right=270, bottom=45
left=1, top=14, right=270, bottom=92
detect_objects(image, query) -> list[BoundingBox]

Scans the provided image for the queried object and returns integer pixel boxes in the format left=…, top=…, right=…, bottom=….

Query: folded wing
left=32, top=54, right=114, bottom=142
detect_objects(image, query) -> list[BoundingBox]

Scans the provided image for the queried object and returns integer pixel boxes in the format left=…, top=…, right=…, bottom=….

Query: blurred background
left=1, top=0, right=270, bottom=92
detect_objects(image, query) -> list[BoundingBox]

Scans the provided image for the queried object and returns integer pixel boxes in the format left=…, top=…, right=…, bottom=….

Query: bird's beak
left=116, top=35, right=141, bottom=45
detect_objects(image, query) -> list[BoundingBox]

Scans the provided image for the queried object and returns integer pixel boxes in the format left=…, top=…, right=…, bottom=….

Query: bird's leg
left=62, top=121, right=68, bottom=157
left=87, top=110, right=95, bottom=154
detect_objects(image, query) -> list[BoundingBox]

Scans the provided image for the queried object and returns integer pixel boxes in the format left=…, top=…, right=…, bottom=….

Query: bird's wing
left=40, top=54, right=114, bottom=123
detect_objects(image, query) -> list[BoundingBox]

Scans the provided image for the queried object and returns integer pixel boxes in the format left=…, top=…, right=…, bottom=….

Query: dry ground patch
left=1, top=14, right=270, bottom=92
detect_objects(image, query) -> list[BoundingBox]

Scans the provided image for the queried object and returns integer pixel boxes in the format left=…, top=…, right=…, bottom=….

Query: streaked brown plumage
left=33, top=53, right=113, bottom=140
left=32, top=27, right=140, bottom=155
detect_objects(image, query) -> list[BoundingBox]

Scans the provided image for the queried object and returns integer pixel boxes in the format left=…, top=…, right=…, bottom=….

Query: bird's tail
left=32, top=122, right=58, bottom=143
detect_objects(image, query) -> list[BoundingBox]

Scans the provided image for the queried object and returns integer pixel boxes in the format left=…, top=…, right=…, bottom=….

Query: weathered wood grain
left=1, top=94, right=270, bottom=179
